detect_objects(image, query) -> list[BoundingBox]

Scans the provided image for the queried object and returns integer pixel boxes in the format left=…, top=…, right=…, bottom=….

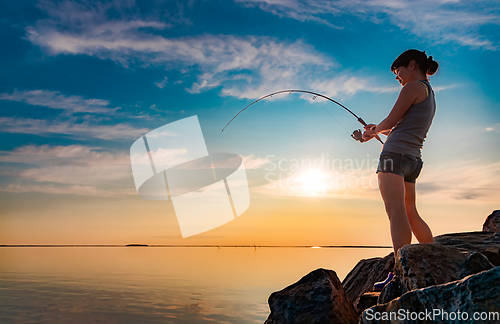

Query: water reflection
left=0, top=247, right=389, bottom=323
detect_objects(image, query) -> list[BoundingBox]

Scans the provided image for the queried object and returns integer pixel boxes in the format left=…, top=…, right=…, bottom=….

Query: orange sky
left=1, top=182, right=497, bottom=245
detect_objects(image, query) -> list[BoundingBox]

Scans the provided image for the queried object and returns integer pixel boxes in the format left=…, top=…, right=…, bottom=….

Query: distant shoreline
left=0, top=244, right=392, bottom=248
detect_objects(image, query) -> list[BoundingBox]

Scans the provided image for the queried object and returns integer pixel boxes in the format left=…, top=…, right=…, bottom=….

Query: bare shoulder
left=401, top=81, right=426, bottom=95
left=400, top=80, right=427, bottom=103
left=402, top=80, right=426, bottom=92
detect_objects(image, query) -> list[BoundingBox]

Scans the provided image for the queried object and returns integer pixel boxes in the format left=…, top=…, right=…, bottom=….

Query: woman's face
left=394, top=65, right=411, bottom=86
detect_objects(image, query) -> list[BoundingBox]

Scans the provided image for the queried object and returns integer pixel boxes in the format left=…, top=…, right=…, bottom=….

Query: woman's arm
left=363, top=81, right=423, bottom=141
left=380, top=129, right=392, bottom=136
left=363, top=124, right=391, bottom=135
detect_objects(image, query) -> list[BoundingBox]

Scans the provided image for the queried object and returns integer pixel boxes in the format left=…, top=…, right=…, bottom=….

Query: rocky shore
left=264, top=210, right=500, bottom=324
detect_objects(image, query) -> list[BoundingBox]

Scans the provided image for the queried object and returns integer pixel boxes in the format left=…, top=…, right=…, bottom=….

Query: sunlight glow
left=298, top=170, right=330, bottom=193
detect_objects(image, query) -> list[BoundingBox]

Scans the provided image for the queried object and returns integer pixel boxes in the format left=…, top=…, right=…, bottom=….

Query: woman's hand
left=362, top=126, right=377, bottom=141
left=364, top=123, right=392, bottom=136
left=364, top=124, right=377, bottom=131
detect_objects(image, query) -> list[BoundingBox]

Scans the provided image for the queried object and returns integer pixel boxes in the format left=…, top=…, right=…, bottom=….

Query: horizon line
left=0, top=244, right=392, bottom=248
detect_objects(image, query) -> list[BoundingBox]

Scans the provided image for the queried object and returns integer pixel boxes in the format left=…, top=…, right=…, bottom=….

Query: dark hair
left=391, top=49, right=439, bottom=76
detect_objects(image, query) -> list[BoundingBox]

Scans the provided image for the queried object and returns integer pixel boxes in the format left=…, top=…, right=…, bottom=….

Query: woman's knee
left=384, top=202, right=407, bottom=219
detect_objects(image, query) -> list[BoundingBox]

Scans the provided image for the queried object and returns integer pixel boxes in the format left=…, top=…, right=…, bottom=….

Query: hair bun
left=426, top=55, right=439, bottom=75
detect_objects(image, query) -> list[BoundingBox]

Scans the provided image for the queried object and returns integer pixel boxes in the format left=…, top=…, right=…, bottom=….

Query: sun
left=298, top=170, right=329, bottom=193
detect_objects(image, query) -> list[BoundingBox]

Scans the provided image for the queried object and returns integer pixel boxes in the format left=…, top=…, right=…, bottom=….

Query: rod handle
left=357, top=118, right=384, bottom=144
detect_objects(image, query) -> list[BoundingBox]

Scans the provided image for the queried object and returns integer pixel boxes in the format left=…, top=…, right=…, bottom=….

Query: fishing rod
left=221, top=89, right=384, bottom=144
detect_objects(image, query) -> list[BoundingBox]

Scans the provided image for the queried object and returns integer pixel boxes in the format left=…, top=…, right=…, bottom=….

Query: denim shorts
left=376, top=151, right=423, bottom=183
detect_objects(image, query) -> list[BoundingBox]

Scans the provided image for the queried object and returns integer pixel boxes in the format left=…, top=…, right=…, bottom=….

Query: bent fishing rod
left=221, top=89, right=384, bottom=144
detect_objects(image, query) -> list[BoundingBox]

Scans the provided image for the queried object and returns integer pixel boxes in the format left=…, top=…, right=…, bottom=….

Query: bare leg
left=404, top=181, right=434, bottom=243
left=378, top=172, right=412, bottom=256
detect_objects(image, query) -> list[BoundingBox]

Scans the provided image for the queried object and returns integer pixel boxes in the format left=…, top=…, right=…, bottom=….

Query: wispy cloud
left=0, top=145, right=134, bottom=196
left=310, top=74, right=400, bottom=99
left=155, top=76, right=168, bottom=89
left=0, top=183, right=133, bottom=197
left=417, top=160, right=500, bottom=203
left=252, top=163, right=380, bottom=200
left=27, top=21, right=335, bottom=98
left=0, top=117, right=148, bottom=140
left=25, top=0, right=398, bottom=99
left=0, top=89, right=119, bottom=114
left=251, top=155, right=500, bottom=203
left=485, top=123, right=500, bottom=132
left=236, top=0, right=500, bottom=50
left=242, top=155, right=268, bottom=169
left=432, top=83, right=461, bottom=92
left=0, top=146, right=267, bottom=197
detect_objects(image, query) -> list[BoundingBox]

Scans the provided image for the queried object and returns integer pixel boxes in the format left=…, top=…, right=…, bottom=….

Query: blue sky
left=0, top=0, right=499, bottom=244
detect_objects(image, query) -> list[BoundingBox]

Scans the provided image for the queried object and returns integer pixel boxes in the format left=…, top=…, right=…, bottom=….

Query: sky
left=0, top=0, right=499, bottom=246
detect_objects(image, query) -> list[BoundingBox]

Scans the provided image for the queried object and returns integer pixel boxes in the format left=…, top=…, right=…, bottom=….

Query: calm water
left=0, top=247, right=390, bottom=323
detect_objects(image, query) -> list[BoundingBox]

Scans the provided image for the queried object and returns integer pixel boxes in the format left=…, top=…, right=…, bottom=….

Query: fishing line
left=312, top=96, right=352, bottom=136
left=207, top=130, right=224, bottom=151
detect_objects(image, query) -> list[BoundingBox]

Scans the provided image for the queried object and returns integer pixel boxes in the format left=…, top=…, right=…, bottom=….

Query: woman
left=362, top=49, right=438, bottom=291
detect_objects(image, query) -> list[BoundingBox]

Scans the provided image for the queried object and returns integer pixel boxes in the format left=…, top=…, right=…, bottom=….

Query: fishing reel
left=351, top=129, right=365, bottom=143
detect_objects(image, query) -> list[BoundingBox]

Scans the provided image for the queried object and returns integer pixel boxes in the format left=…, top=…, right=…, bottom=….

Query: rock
left=483, top=210, right=500, bottom=233
left=395, top=243, right=494, bottom=293
left=356, top=292, right=380, bottom=314
left=359, top=267, right=500, bottom=324
left=265, top=268, right=358, bottom=324
left=265, top=211, right=500, bottom=323
left=377, top=277, right=403, bottom=305
left=342, top=253, right=394, bottom=312
left=434, top=231, right=500, bottom=266
left=480, top=247, right=500, bottom=266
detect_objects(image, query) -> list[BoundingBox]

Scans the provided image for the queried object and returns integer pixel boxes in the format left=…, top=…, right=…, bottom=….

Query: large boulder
left=265, top=268, right=358, bottom=324
left=359, top=267, right=500, bottom=324
left=342, top=253, right=394, bottom=312
left=483, top=210, right=500, bottom=233
left=374, top=243, right=494, bottom=305
left=434, top=231, right=500, bottom=266
left=394, top=243, right=494, bottom=292
left=356, top=292, right=381, bottom=314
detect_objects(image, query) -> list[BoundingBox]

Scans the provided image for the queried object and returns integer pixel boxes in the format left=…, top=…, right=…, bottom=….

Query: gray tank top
left=382, top=80, right=436, bottom=157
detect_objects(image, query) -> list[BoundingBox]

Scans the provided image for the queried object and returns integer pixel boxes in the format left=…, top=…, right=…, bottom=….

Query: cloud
left=0, top=146, right=266, bottom=198
left=0, top=89, right=119, bottom=114
left=251, top=154, right=381, bottom=199
left=25, top=0, right=396, bottom=99
left=0, top=116, right=148, bottom=140
left=236, top=0, right=500, bottom=50
left=0, top=144, right=106, bottom=161
left=432, top=83, right=461, bottom=92
left=484, top=123, right=499, bottom=132
left=241, top=155, right=268, bottom=169
left=236, top=0, right=345, bottom=28
left=252, top=164, right=380, bottom=199
left=155, top=76, right=168, bottom=89
left=417, top=160, right=500, bottom=203
left=0, top=183, right=133, bottom=197
left=251, top=155, right=500, bottom=203
left=310, top=74, right=399, bottom=99
left=27, top=21, right=334, bottom=97
left=0, top=145, right=136, bottom=196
